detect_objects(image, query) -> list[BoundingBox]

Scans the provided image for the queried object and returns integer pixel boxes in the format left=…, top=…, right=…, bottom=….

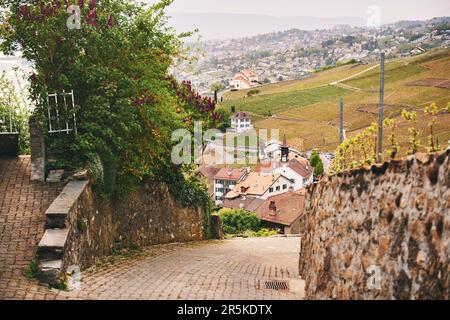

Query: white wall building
left=231, top=112, right=253, bottom=133
left=224, top=172, right=296, bottom=202
left=229, top=69, right=259, bottom=90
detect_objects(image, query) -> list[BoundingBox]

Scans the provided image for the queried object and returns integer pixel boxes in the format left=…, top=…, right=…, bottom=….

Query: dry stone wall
left=299, top=150, right=449, bottom=300
left=38, top=180, right=205, bottom=283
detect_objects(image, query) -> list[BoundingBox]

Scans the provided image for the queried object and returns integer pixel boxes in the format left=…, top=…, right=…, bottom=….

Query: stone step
left=45, top=180, right=89, bottom=228
left=38, top=228, right=69, bottom=260
left=38, top=259, right=62, bottom=284
left=46, top=169, right=65, bottom=183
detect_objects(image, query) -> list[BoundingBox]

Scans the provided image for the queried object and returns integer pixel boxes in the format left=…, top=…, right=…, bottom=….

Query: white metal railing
left=47, top=90, right=77, bottom=135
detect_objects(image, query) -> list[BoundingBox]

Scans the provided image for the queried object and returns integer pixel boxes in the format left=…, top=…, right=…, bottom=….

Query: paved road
left=0, top=156, right=63, bottom=300
left=67, top=237, right=304, bottom=300
left=0, top=157, right=304, bottom=300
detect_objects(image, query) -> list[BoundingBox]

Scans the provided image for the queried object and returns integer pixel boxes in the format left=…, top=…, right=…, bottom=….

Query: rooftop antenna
left=378, top=52, right=385, bottom=163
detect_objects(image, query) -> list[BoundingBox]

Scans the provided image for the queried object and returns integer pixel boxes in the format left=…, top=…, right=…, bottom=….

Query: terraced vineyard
left=221, top=48, right=450, bottom=154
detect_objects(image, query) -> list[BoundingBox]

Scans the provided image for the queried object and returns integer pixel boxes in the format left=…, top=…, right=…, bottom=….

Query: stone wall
left=38, top=179, right=205, bottom=283
left=71, top=182, right=205, bottom=268
left=29, top=117, right=46, bottom=182
left=299, top=150, right=449, bottom=300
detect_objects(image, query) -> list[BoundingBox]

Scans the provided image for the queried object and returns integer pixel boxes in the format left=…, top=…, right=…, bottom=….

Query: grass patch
left=223, top=85, right=348, bottom=116
left=24, top=259, right=41, bottom=280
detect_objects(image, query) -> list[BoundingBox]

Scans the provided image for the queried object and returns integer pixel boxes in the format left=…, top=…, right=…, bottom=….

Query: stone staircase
left=37, top=180, right=89, bottom=284
left=0, top=156, right=64, bottom=299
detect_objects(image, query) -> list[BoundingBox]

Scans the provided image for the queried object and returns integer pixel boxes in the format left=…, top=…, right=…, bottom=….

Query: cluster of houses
left=198, top=135, right=314, bottom=235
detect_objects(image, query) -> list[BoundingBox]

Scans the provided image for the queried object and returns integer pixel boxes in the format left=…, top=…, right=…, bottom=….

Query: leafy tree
left=310, top=150, right=324, bottom=176
left=0, top=0, right=217, bottom=204
left=0, top=72, right=30, bottom=154
left=210, top=82, right=225, bottom=93
left=215, top=109, right=231, bottom=133
left=314, top=160, right=324, bottom=177
left=219, top=208, right=260, bottom=235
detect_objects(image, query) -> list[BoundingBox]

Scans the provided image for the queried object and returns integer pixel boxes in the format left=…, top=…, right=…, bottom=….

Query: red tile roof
left=223, top=196, right=264, bottom=211
left=254, top=190, right=306, bottom=226
left=232, top=111, right=249, bottom=119
left=233, top=74, right=252, bottom=87
left=255, top=157, right=313, bottom=179
left=288, top=158, right=314, bottom=179
left=213, top=168, right=247, bottom=181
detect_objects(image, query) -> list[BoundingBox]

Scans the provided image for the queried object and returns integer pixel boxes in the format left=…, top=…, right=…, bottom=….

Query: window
left=269, top=187, right=274, bottom=193
left=276, top=186, right=280, bottom=191
left=283, top=184, right=287, bottom=190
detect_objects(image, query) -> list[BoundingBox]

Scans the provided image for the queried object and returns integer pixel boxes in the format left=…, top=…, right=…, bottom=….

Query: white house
left=231, top=112, right=253, bottom=133
left=213, top=168, right=248, bottom=205
left=257, top=136, right=314, bottom=189
left=229, top=70, right=259, bottom=90
left=224, top=172, right=296, bottom=201
left=256, top=157, right=314, bottom=191
left=261, top=139, right=303, bottom=160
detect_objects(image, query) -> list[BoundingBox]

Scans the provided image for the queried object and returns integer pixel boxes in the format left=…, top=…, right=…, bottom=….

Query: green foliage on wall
left=0, top=1, right=216, bottom=222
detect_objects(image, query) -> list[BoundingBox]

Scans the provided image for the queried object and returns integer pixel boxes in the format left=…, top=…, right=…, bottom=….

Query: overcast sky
left=147, top=0, right=450, bottom=22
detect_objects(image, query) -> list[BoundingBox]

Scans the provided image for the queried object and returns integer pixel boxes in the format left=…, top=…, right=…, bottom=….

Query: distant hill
left=392, top=16, right=450, bottom=29
left=221, top=49, right=450, bottom=153
left=168, top=13, right=366, bottom=40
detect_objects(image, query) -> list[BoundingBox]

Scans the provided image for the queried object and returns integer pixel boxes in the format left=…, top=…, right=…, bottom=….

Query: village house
left=223, top=189, right=306, bottom=235
left=197, top=166, right=221, bottom=200
left=254, top=190, right=306, bottom=235
left=229, top=69, right=259, bottom=90
left=231, top=111, right=254, bottom=133
left=224, top=171, right=295, bottom=201
left=213, top=168, right=248, bottom=205
left=256, top=157, right=314, bottom=190
left=258, top=136, right=314, bottom=188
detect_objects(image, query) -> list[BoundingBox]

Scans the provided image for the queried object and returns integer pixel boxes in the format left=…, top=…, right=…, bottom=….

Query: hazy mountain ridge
left=169, top=12, right=366, bottom=40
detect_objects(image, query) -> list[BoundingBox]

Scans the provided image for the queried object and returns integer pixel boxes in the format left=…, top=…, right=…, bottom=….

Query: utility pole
left=340, top=97, right=344, bottom=144
left=378, top=52, right=385, bottom=163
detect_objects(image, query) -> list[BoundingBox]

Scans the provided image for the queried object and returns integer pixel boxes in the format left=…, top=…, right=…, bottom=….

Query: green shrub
left=310, top=150, right=324, bottom=176
left=243, top=228, right=280, bottom=238
left=24, top=259, right=41, bottom=280
left=77, top=218, right=88, bottom=233
left=0, top=73, right=30, bottom=154
left=247, top=89, right=261, bottom=97
left=219, top=209, right=261, bottom=234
